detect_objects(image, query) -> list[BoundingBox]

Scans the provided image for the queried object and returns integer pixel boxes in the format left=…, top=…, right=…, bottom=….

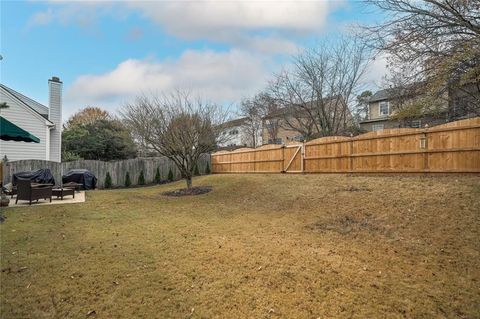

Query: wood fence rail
left=212, top=117, right=480, bottom=174
left=2, top=155, right=210, bottom=188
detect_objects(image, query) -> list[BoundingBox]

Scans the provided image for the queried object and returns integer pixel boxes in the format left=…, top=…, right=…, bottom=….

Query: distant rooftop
left=219, top=117, right=247, bottom=129
left=368, top=88, right=394, bottom=103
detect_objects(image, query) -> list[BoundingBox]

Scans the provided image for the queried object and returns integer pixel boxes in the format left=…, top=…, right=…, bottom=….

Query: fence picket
left=212, top=117, right=480, bottom=174
left=2, top=155, right=210, bottom=188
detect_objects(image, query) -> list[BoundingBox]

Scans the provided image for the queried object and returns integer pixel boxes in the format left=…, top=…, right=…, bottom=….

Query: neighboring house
left=359, top=88, right=440, bottom=131
left=360, top=85, right=479, bottom=132
left=0, top=77, right=62, bottom=162
left=262, top=118, right=304, bottom=144
left=359, top=89, right=403, bottom=132
left=262, top=96, right=353, bottom=144
left=217, top=117, right=262, bottom=149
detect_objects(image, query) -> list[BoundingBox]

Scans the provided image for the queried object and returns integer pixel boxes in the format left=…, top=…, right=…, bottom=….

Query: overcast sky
left=1, top=0, right=387, bottom=120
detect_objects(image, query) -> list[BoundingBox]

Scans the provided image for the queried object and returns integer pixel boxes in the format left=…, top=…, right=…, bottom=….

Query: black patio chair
left=15, top=180, right=52, bottom=205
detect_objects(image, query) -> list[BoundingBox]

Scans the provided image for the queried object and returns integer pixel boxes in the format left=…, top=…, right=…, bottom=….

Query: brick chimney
left=48, top=76, right=62, bottom=162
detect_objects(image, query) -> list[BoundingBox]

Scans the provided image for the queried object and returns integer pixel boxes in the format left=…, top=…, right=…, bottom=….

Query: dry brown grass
left=1, top=174, right=479, bottom=318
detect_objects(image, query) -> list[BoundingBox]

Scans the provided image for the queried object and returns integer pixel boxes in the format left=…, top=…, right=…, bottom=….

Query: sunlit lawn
left=1, top=174, right=479, bottom=318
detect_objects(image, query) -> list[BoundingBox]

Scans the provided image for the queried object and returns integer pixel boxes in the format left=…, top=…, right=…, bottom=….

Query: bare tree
left=121, top=91, right=227, bottom=188
left=267, top=37, right=371, bottom=139
left=364, top=0, right=480, bottom=117
left=381, top=67, right=442, bottom=123
left=237, top=98, right=262, bottom=147
left=253, top=92, right=281, bottom=144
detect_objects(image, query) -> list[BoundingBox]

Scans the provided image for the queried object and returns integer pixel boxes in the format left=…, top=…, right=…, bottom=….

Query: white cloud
left=127, top=1, right=335, bottom=38
left=64, top=49, right=271, bottom=117
left=29, top=1, right=343, bottom=54
left=28, top=8, right=54, bottom=27
left=219, top=34, right=300, bottom=55
left=27, top=2, right=115, bottom=30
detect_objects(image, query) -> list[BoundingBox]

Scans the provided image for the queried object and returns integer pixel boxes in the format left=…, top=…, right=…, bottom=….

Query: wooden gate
left=212, top=117, right=480, bottom=174
left=283, top=144, right=303, bottom=173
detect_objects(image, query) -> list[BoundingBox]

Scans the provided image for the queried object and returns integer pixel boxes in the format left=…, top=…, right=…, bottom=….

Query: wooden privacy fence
left=212, top=117, right=480, bottom=174
left=2, top=155, right=211, bottom=188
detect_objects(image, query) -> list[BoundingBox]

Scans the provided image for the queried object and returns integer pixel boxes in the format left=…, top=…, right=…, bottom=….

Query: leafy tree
left=205, top=162, right=211, bottom=175
left=154, top=167, right=161, bottom=184
left=104, top=172, right=112, bottom=189
left=61, top=150, right=82, bottom=162
left=65, top=106, right=110, bottom=128
left=138, top=170, right=145, bottom=185
left=193, top=164, right=200, bottom=176
left=167, top=168, right=174, bottom=182
left=355, top=91, right=373, bottom=121
left=125, top=172, right=131, bottom=187
left=62, top=119, right=137, bottom=161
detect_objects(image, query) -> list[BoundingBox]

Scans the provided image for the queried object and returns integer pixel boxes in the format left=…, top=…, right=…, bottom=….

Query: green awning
left=0, top=116, right=40, bottom=143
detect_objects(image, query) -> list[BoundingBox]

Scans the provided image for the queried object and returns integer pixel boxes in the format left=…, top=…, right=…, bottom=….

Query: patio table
left=62, top=182, right=83, bottom=191
left=52, top=188, right=75, bottom=200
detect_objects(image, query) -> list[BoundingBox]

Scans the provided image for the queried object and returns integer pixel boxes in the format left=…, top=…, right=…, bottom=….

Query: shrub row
left=103, top=163, right=211, bottom=189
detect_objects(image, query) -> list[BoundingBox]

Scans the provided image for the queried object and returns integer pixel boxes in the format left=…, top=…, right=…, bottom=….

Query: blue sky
left=1, top=0, right=386, bottom=120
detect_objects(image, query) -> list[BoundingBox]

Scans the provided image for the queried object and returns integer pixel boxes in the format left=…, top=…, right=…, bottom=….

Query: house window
left=372, top=124, right=384, bottom=131
left=379, top=101, right=390, bottom=116
left=410, top=120, right=422, bottom=128
left=229, top=129, right=238, bottom=135
left=293, top=135, right=304, bottom=142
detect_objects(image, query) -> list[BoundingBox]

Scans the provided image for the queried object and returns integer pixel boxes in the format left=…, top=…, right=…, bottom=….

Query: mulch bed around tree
left=162, top=186, right=212, bottom=197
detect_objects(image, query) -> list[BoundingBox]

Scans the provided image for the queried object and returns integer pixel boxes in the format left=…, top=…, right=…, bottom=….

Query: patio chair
left=15, top=180, right=53, bottom=205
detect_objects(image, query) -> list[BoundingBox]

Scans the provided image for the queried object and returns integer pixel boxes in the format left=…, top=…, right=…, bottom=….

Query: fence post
left=421, top=127, right=429, bottom=172
left=301, top=142, right=305, bottom=173
left=349, top=137, right=354, bottom=173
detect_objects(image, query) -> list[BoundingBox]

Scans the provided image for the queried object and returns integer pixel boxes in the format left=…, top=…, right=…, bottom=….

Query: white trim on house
left=45, top=125, right=51, bottom=161
left=379, top=101, right=390, bottom=116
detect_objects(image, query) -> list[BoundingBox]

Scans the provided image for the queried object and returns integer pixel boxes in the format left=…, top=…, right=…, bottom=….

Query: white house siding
left=218, top=125, right=244, bottom=147
left=48, top=79, right=62, bottom=162
left=0, top=91, right=49, bottom=161
left=218, top=124, right=263, bottom=148
left=0, top=84, right=49, bottom=116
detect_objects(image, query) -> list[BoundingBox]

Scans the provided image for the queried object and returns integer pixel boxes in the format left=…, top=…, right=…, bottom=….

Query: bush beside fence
left=2, top=155, right=211, bottom=188
left=212, top=117, right=480, bottom=174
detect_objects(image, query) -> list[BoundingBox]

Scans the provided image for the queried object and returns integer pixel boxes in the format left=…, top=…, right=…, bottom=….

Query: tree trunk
left=185, top=176, right=193, bottom=189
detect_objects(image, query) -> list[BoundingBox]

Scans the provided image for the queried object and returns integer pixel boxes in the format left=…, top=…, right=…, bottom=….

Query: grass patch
left=1, top=174, right=479, bottom=318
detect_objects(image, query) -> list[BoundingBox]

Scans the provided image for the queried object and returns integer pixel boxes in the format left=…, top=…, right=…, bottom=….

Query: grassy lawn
left=1, top=174, right=479, bottom=318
